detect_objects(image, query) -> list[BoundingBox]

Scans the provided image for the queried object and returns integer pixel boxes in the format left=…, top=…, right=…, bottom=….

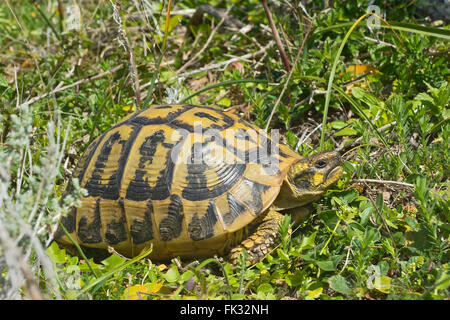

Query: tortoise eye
left=315, top=160, right=327, bottom=168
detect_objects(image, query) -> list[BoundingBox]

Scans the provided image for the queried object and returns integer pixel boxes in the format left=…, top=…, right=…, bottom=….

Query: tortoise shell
left=56, top=104, right=301, bottom=259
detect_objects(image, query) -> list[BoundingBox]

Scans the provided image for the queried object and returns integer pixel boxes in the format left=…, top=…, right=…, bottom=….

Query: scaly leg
left=228, top=210, right=284, bottom=265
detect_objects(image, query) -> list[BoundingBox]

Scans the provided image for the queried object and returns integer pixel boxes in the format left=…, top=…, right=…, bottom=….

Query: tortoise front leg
left=228, top=210, right=284, bottom=265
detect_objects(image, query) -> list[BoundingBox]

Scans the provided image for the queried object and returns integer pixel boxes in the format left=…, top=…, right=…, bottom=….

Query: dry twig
left=261, top=0, right=290, bottom=72
left=177, top=6, right=233, bottom=74
left=18, top=64, right=124, bottom=108
left=352, top=178, right=414, bottom=188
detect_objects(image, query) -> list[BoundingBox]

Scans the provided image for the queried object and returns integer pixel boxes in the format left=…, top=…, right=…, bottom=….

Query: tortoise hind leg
left=228, top=210, right=284, bottom=265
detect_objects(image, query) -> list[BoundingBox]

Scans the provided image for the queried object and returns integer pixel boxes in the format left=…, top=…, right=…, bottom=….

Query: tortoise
left=55, top=104, right=342, bottom=265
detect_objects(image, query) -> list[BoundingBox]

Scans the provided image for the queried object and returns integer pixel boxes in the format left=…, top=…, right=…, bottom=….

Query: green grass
left=0, top=0, right=449, bottom=300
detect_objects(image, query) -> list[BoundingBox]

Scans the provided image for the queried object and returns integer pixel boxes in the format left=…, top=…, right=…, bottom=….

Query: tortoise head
left=273, top=150, right=343, bottom=210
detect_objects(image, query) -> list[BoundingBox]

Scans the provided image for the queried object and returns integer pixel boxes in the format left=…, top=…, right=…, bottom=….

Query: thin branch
left=140, top=41, right=274, bottom=94
left=352, top=178, right=414, bottom=188
left=177, top=6, right=232, bottom=74
left=18, top=64, right=124, bottom=108
left=261, top=0, right=290, bottom=72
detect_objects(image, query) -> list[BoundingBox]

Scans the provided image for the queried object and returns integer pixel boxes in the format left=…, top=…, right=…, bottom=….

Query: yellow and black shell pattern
left=56, top=104, right=301, bottom=259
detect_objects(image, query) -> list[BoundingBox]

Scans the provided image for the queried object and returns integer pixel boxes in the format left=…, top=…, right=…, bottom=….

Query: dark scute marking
left=76, top=135, right=104, bottom=185
left=182, top=139, right=246, bottom=201
left=259, top=133, right=292, bottom=161
left=126, top=170, right=152, bottom=201
left=242, top=179, right=271, bottom=214
left=83, top=131, right=121, bottom=197
left=131, top=116, right=166, bottom=126
left=169, top=107, right=235, bottom=132
left=149, top=132, right=178, bottom=201
left=128, top=105, right=194, bottom=126
left=55, top=208, right=76, bottom=239
left=130, top=201, right=154, bottom=244
left=168, top=119, right=195, bottom=132
left=213, top=133, right=279, bottom=168
left=234, top=128, right=256, bottom=143
left=226, top=123, right=288, bottom=167
left=78, top=200, right=102, bottom=244
left=257, top=134, right=280, bottom=164
left=237, top=118, right=255, bottom=129
left=159, top=194, right=184, bottom=241
left=223, top=193, right=248, bottom=226
left=182, top=161, right=246, bottom=201
left=109, top=108, right=148, bottom=131
left=193, top=111, right=219, bottom=122
left=84, top=125, right=142, bottom=201
left=104, top=125, right=142, bottom=200
left=195, top=105, right=235, bottom=128
left=188, top=200, right=218, bottom=241
left=150, top=144, right=176, bottom=200
left=78, top=247, right=110, bottom=263
left=105, top=218, right=127, bottom=245
left=154, top=105, right=172, bottom=109
left=278, top=149, right=291, bottom=159
left=138, top=130, right=165, bottom=168
left=125, top=130, right=175, bottom=201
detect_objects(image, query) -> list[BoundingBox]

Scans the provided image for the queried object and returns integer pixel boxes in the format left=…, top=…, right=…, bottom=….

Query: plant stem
left=261, top=0, right=290, bottom=72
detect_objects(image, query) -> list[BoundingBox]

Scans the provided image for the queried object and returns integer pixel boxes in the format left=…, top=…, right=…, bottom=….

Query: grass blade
left=320, top=13, right=372, bottom=149
left=57, top=221, right=99, bottom=278
left=316, top=21, right=450, bottom=40
left=32, top=1, right=62, bottom=41
left=72, top=245, right=153, bottom=299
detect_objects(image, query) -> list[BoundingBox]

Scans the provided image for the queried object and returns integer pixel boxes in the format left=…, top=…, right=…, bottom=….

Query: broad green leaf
left=46, top=242, right=66, bottom=264
left=328, top=275, right=351, bottom=295
left=330, top=120, right=348, bottom=130
left=374, top=276, right=391, bottom=294
left=231, top=293, right=246, bottom=300
left=257, top=283, right=273, bottom=293
left=121, top=282, right=165, bottom=300
left=163, top=266, right=180, bottom=283
left=121, top=284, right=148, bottom=300
left=101, top=254, right=126, bottom=271
left=180, top=270, right=195, bottom=282
left=146, top=282, right=164, bottom=293
left=361, top=227, right=381, bottom=249
left=0, top=76, right=8, bottom=87
left=299, top=232, right=316, bottom=251
left=435, top=272, right=450, bottom=291
left=335, top=126, right=357, bottom=136
left=359, top=206, right=374, bottom=226
left=277, top=248, right=290, bottom=261
left=286, top=270, right=304, bottom=287
left=319, top=210, right=340, bottom=230
left=217, top=97, right=231, bottom=107
left=307, top=286, right=323, bottom=298
left=316, top=260, right=336, bottom=271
